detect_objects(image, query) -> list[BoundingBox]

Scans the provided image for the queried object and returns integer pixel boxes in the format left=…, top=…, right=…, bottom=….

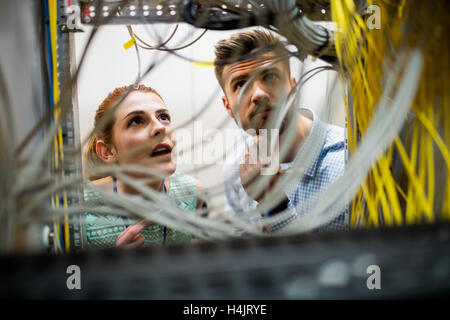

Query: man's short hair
left=214, top=29, right=291, bottom=87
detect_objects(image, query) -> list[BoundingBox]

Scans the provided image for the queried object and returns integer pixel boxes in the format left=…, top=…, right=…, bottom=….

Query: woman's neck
left=116, top=177, right=166, bottom=195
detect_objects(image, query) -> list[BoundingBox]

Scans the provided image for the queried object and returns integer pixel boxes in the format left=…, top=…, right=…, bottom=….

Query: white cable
left=279, top=48, right=424, bottom=234
left=126, top=26, right=141, bottom=89
left=263, top=0, right=335, bottom=60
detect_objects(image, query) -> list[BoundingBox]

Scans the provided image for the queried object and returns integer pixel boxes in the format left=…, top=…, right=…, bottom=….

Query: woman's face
left=110, top=91, right=176, bottom=176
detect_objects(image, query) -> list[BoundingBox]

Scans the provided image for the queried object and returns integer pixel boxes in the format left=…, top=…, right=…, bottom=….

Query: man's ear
left=222, top=95, right=234, bottom=119
left=290, top=76, right=297, bottom=88
left=96, top=140, right=115, bottom=163
left=287, top=77, right=297, bottom=100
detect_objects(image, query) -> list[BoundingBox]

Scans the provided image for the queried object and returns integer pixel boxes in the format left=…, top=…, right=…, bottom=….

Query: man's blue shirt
left=223, top=108, right=348, bottom=232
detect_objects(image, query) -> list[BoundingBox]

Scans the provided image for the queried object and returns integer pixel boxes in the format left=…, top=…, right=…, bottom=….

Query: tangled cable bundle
left=0, top=0, right=448, bottom=254
left=330, top=0, right=450, bottom=227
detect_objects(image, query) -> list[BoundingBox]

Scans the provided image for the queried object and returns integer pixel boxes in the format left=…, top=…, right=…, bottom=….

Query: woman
left=84, top=85, right=205, bottom=250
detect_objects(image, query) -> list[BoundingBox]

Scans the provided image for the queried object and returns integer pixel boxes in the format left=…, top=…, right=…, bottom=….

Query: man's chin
left=244, top=118, right=268, bottom=134
left=255, top=123, right=285, bottom=136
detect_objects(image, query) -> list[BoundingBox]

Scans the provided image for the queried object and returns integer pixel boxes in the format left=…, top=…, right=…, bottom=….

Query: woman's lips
left=150, top=143, right=172, bottom=157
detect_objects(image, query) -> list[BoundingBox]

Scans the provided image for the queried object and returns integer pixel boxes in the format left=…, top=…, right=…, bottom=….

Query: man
left=214, top=29, right=348, bottom=233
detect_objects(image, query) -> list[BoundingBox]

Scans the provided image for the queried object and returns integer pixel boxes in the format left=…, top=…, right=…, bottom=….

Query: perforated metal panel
left=1, top=223, right=449, bottom=299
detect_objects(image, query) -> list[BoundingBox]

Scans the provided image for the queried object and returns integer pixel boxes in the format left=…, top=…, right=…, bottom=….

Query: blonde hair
left=84, top=85, right=163, bottom=180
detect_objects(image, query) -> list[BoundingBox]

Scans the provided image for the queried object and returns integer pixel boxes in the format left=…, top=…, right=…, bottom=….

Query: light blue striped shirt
left=223, top=108, right=348, bottom=233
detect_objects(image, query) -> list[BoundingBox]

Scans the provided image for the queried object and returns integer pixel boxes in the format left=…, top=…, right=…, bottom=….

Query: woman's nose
left=150, top=117, right=166, bottom=137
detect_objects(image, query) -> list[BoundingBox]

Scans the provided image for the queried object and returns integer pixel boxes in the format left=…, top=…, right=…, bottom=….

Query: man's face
left=221, top=52, right=296, bottom=134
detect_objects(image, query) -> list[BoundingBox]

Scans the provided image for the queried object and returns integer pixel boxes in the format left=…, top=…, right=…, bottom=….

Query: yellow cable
left=331, top=0, right=449, bottom=226
left=49, top=0, right=70, bottom=253
left=371, top=164, right=392, bottom=226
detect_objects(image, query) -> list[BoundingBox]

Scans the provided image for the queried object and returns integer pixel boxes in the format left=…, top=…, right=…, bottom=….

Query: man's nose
left=251, top=82, right=270, bottom=107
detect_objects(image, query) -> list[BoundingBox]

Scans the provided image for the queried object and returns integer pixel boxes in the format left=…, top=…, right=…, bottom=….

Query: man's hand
left=239, top=136, right=281, bottom=203
left=116, top=219, right=151, bottom=249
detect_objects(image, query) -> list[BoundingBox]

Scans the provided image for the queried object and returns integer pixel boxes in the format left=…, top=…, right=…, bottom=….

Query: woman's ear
left=96, top=139, right=115, bottom=163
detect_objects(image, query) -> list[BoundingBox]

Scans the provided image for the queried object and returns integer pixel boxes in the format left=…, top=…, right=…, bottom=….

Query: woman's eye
left=158, top=113, right=171, bottom=122
left=128, top=116, right=145, bottom=127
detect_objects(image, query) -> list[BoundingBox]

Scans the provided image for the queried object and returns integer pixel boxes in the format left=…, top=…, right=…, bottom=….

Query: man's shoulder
left=314, top=123, right=345, bottom=178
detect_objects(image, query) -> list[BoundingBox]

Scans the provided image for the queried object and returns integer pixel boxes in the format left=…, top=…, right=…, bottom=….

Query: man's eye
left=264, top=73, right=279, bottom=82
left=128, top=116, right=145, bottom=127
left=234, top=80, right=246, bottom=91
left=158, top=113, right=171, bottom=122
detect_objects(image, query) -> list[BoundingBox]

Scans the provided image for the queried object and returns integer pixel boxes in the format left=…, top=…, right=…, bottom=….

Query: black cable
left=133, top=24, right=179, bottom=49
left=137, top=28, right=208, bottom=52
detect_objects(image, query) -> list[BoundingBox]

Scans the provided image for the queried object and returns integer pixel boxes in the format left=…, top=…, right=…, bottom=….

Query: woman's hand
left=116, top=219, right=151, bottom=249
